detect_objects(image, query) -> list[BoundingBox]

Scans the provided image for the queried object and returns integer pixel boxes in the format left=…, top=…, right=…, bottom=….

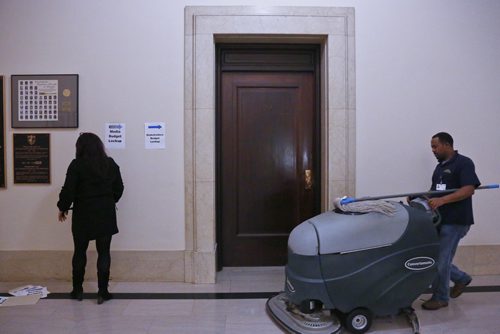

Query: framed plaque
left=0, top=76, right=4, bottom=187
left=11, top=74, right=78, bottom=128
left=13, top=133, right=50, bottom=184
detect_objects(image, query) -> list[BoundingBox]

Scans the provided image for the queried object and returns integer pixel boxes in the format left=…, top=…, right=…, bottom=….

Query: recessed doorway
left=216, top=44, right=321, bottom=266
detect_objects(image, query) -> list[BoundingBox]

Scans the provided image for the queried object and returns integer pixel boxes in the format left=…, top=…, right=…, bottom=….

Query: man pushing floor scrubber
left=267, top=132, right=498, bottom=333
left=421, top=132, right=481, bottom=311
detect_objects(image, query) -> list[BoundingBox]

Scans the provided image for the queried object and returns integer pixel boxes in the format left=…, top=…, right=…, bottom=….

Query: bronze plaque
left=13, top=133, right=50, bottom=184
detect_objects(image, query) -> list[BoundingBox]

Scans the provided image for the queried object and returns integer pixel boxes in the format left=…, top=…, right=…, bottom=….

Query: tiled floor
left=1, top=267, right=500, bottom=333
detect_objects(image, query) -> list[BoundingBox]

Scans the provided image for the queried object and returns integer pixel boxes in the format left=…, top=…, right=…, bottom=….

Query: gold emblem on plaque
left=63, top=89, right=71, bottom=97
left=27, top=134, right=36, bottom=146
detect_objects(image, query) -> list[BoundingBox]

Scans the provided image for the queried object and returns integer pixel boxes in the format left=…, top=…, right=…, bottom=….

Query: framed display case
left=11, top=74, right=78, bottom=128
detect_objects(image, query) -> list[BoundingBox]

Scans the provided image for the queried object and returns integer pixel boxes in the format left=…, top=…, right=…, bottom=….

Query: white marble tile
left=330, top=35, right=347, bottom=60
left=328, top=56, right=347, bottom=110
left=0, top=302, right=57, bottom=318
left=184, top=251, right=194, bottom=283
left=223, top=299, right=269, bottom=317
left=197, top=15, right=347, bottom=36
left=51, top=299, right=130, bottom=320
left=194, top=108, right=216, bottom=181
left=189, top=298, right=263, bottom=320
left=184, top=109, right=194, bottom=182
left=194, top=35, right=216, bottom=110
left=67, top=314, right=152, bottom=334
left=194, top=250, right=216, bottom=284
left=347, top=35, right=356, bottom=110
left=225, top=314, right=285, bottom=334
left=369, top=313, right=440, bottom=334
left=192, top=299, right=234, bottom=317
left=329, top=126, right=348, bottom=181
left=184, top=35, right=194, bottom=110
left=122, top=299, right=193, bottom=317
left=194, top=182, right=216, bottom=252
left=184, top=182, right=195, bottom=252
left=149, top=317, right=226, bottom=334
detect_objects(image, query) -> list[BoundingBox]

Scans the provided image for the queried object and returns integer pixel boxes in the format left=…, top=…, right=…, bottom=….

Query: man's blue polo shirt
left=431, top=151, right=481, bottom=226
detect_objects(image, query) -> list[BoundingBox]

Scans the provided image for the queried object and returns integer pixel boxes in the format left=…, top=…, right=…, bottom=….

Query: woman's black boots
left=70, top=288, right=83, bottom=301
left=97, top=271, right=112, bottom=304
left=71, top=273, right=84, bottom=301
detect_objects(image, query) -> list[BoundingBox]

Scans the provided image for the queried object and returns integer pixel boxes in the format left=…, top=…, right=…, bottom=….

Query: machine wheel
left=345, top=308, right=373, bottom=334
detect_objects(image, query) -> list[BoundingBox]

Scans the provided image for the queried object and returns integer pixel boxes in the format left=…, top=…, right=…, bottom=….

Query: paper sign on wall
left=145, top=122, right=165, bottom=149
left=105, top=123, right=126, bottom=149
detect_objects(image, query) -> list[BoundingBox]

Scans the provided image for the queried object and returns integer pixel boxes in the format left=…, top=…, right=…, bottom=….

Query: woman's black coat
left=57, top=157, right=124, bottom=240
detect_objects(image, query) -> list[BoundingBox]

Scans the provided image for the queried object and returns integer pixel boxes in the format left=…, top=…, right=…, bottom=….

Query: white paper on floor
left=9, top=285, right=50, bottom=298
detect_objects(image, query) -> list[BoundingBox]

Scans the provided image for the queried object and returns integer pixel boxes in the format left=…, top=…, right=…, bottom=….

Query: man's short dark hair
left=432, top=132, right=454, bottom=147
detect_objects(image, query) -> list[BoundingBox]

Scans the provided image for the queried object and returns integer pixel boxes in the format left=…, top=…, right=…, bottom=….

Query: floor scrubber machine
left=267, top=184, right=499, bottom=334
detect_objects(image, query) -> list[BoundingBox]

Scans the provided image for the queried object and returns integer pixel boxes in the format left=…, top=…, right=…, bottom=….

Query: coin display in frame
left=11, top=74, right=78, bottom=128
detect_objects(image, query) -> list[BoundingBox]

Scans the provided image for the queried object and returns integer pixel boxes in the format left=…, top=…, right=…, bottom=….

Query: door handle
left=305, top=169, right=313, bottom=190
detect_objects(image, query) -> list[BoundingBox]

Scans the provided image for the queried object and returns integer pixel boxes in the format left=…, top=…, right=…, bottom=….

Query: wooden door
left=217, top=45, right=320, bottom=266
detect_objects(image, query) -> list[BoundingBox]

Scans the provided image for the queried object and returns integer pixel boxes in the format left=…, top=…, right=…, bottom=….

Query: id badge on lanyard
left=436, top=183, right=447, bottom=191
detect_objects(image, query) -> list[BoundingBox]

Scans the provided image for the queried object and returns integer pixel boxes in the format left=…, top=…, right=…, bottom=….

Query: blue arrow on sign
left=148, top=125, right=162, bottom=129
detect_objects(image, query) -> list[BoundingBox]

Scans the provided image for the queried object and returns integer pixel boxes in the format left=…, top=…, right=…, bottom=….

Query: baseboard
left=454, top=245, right=500, bottom=276
left=1, top=245, right=499, bottom=282
left=0, top=250, right=185, bottom=282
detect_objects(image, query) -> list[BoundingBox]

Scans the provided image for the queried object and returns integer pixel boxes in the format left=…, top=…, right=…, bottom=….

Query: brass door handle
left=305, top=169, right=313, bottom=190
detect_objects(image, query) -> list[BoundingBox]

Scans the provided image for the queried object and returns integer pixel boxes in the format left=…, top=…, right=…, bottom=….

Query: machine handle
left=339, top=183, right=499, bottom=205
left=482, top=184, right=499, bottom=189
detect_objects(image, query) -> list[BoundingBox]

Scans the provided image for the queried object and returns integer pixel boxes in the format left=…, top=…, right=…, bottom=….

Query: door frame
left=184, top=6, right=356, bottom=283
left=215, top=44, right=321, bottom=269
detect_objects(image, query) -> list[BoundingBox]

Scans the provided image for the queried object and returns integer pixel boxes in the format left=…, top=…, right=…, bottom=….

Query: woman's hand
left=58, top=211, right=68, bottom=222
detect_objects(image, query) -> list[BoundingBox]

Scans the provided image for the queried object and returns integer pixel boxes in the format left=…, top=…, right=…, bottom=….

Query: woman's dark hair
left=76, top=132, right=109, bottom=174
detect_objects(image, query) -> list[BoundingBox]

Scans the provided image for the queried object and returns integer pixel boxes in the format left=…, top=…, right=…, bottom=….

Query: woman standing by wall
left=57, top=132, right=124, bottom=304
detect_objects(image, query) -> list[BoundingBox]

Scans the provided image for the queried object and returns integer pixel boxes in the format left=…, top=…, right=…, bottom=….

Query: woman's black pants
left=72, top=234, right=112, bottom=293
